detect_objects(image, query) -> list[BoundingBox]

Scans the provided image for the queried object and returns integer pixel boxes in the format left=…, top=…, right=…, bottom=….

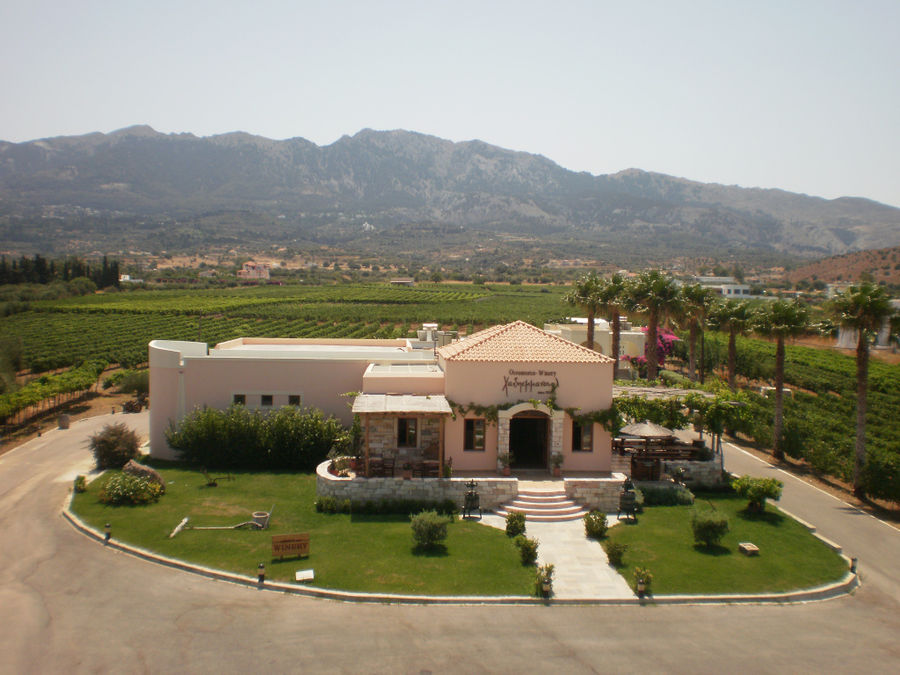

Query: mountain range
left=1, top=125, right=898, bottom=261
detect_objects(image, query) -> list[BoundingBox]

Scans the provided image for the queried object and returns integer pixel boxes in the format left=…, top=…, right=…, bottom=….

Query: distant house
left=390, top=278, right=415, bottom=287
left=690, top=276, right=752, bottom=297
left=237, top=262, right=270, bottom=280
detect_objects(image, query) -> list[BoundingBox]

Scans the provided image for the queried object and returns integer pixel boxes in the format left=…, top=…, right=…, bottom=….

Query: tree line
left=0, top=254, right=120, bottom=288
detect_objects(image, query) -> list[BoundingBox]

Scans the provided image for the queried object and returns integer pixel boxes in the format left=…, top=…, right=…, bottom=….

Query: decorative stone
left=739, top=542, right=759, bottom=556
left=123, top=459, right=166, bottom=492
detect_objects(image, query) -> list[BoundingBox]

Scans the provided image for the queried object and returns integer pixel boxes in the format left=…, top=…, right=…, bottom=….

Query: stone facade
left=662, top=456, right=726, bottom=488
left=316, top=461, right=518, bottom=510
left=610, top=454, right=630, bottom=475
left=563, top=474, right=628, bottom=512
left=363, top=416, right=442, bottom=462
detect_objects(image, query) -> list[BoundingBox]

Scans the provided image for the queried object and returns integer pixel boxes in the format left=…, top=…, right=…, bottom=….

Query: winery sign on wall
left=502, top=369, right=559, bottom=396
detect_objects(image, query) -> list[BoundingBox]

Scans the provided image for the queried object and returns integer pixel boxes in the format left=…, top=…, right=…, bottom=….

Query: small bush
left=534, top=563, right=555, bottom=597
left=90, top=423, right=140, bottom=469
left=410, top=510, right=449, bottom=549
left=98, top=473, right=162, bottom=505
left=691, top=510, right=730, bottom=548
left=505, top=511, right=526, bottom=537
left=73, top=475, right=87, bottom=493
left=640, top=484, right=695, bottom=506
left=603, top=540, right=628, bottom=567
left=514, top=535, right=539, bottom=565
left=731, top=475, right=783, bottom=513
left=583, top=510, right=609, bottom=539
left=634, top=567, right=653, bottom=593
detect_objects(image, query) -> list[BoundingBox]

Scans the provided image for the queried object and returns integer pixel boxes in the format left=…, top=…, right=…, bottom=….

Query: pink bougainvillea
left=624, top=327, right=680, bottom=377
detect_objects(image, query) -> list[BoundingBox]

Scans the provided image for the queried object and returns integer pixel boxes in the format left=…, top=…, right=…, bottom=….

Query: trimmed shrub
left=505, top=511, right=526, bottom=537
left=98, top=473, right=163, bottom=505
left=640, top=484, right=695, bottom=506
left=603, top=540, right=628, bottom=567
left=691, top=510, right=730, bottom=548
left=410, top=510, right=449, bottom=549
left=314, top=496, right=351, bottom=514
left=731, top=475, right=783, bottom=513
left=583, top=510, right=608, bottom=540
left=73, top=475, right=87, bottom=493
left=90, top=423, right=140, bottom=469
left=514, top=535, right=539, bottom=565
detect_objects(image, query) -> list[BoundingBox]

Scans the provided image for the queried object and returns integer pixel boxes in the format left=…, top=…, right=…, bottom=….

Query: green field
left=72, top=465, right=535, bottom=595
left=606, top=492, right=849, bottom=595
left=1, top=282, right=567, bottom=371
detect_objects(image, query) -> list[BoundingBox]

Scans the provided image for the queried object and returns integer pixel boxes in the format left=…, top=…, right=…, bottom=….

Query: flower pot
left=402, top=470, right=412, bottom=480
left=542, top=582, right=551, bottom=595
left=502, top=466, right=511, bottom=476
left=636, top=581, right=646, bottom=596
left=552, top=467, right=561, bottom=477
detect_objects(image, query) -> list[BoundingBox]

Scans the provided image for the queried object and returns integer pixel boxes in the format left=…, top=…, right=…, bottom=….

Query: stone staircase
left=495, top=489, right=587, bottom=522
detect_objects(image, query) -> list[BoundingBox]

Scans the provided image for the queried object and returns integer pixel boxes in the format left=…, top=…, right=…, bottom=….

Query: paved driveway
left=1, top=414, right=898, bottom=673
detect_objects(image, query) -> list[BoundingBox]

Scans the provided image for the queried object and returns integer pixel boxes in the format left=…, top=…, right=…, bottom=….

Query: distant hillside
left=1, top=126, right=899, bottom=259
left=787, top=245, right=900, bottom=286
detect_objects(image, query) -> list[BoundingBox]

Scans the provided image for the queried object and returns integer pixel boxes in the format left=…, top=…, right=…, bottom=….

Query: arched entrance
left=509, top=410, right=549, bottom=469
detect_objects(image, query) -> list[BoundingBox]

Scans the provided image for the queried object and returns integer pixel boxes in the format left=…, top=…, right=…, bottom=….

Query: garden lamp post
left=104, top=523, right=111, bottom=543
left=257, top=562, right=266, bottom=584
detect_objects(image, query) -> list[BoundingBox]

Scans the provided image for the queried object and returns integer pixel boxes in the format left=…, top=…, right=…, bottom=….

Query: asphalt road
left=1, top=413, right=898, bottom=674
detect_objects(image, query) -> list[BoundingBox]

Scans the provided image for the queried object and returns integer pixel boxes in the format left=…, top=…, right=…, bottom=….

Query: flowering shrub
left=99, top=473, right=163, bottom=505
left=624, top=328, right=679, bottom=377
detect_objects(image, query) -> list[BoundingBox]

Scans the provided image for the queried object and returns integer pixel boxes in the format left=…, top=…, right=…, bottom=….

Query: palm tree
left=680, top=284, right=719, bottom=382
left=596, top=273, right=628, bottom=375
left=753, top=299, right=810, bottom=461
left=830, top=282, right=895, bottom=498
left=564, top=272, right=603, bottom=350
left=710, top=299, right=754, bottom=390
left=627, top=270, right=682, bottom=381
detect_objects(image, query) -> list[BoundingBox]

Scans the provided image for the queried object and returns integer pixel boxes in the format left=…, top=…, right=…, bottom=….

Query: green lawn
left=606, top=492, right=849, bottom=595
left=72, top=465, right=534, bottom=595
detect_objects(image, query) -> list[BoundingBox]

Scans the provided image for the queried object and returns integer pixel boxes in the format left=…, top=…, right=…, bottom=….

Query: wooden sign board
left=272, top=533, right=310, bottom=560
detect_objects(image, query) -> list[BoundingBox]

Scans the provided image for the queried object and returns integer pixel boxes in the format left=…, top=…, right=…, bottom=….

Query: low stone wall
left=610, top=454, right=631, bottom=476
left=316, top=462, right=518, bottom=510
left=662, top=457, right=725, bottom=488
left=564, top=473, right=627, bottom=512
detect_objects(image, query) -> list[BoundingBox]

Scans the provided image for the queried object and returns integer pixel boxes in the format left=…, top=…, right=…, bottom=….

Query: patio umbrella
left=619, top=420, right=675, bottom=438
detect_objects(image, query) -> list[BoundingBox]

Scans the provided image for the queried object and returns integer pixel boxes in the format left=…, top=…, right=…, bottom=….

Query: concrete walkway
left=480, top=513, right=634, bottom=599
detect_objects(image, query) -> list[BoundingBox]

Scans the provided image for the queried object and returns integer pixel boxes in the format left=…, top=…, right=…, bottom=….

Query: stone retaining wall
left=662, top=457, right=725, bottom=488
left=316, top=462, right=518, bottom=510
left=564, top=473, right=627, bottom=512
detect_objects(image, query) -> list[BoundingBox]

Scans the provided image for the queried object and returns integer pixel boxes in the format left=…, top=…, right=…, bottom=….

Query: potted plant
left=535, top=563, right=555, bottom=597
left=550, top=452, right=563, bottom=477
left=402, top=462, right=412, bottom=480
left=634, top=567, right=653, bottom=597
left=498, top=452, right=513, bottom=476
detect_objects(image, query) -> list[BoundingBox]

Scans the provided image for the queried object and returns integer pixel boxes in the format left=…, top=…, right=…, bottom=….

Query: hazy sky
left=2, top=1, right=898, bottom=206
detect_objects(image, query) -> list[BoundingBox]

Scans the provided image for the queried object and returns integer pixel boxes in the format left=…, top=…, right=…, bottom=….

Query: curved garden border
left=63, top=493, right=859, bottom=606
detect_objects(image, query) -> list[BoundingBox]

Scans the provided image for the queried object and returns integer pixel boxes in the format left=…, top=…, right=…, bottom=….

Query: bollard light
left=104, top=522, right=111, bottom=543
left=111, top=406, right=115, bottom=415
left=257, top=562, right=266, bottom=584
left=850, top=557, right=858, bottom=574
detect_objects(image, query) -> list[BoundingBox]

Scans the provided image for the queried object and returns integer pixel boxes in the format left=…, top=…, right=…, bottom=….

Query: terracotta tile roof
left=437, top=320, right=613, bottom=363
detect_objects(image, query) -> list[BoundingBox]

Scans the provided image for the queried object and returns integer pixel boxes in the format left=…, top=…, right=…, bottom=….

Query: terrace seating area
left=357, top=442, right=443, bottom=478
left=613, top=437, right=711, bottom=481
